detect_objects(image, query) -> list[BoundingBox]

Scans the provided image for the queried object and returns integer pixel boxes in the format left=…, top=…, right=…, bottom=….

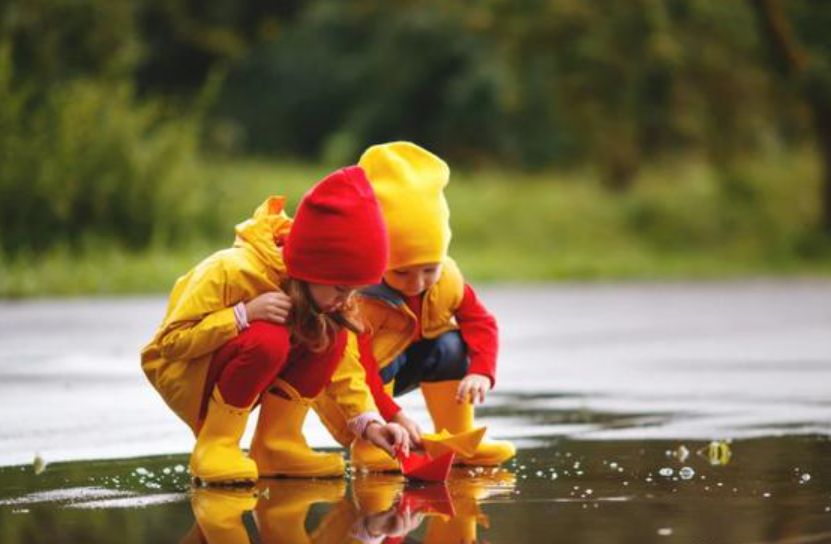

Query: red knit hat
left=284, top=166, right=389, bottom=285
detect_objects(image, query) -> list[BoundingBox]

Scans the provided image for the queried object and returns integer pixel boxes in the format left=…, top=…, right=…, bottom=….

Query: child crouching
left=141, top=166, right=408, bottom=484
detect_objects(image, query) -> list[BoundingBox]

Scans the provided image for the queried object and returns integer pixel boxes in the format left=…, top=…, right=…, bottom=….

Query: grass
left=2, top=150, right=831, bottom=298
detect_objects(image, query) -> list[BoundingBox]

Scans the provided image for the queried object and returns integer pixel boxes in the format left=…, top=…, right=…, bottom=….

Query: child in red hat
left=141, top=166, right=408, bottom=484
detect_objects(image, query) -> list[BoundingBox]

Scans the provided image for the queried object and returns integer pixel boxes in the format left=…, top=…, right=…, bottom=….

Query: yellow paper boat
left=421, top=427, right=486, bottom=459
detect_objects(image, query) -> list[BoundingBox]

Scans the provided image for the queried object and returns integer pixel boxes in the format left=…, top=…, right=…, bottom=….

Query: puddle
left=1, top=435, right=830, bottom=543
left=1, top=287, right=830, bottom=540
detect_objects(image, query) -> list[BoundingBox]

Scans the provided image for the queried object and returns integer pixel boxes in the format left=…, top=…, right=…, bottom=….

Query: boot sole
left=192, top=476, right=257, bottom=487
left=350, top=463, right=401, bottom=473
left=258, top=469, right=345, bottom=479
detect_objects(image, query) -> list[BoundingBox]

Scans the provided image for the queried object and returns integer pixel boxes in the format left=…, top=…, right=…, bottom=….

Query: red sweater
left=361, top=283, right=499, bottom=421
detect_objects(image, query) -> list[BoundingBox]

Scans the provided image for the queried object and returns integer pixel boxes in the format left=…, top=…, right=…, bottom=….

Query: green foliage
left=212, top=2, right=506, bottom=164
left=0, top=43, right=219, bottom=255
left=2, top=152, right=829, bottom=297
left=2, top=0, right=831, bottom=292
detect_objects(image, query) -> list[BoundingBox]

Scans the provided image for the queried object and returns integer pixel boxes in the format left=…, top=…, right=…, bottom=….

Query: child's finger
left=476, top=386, right=486, bottom=405
left=409, top=424, right=422, bottom=446
left=378, top=436, right=395, bottom=456
left=456, top=382, right=468, bottom=404
left=398, top=435, right=410, bottom=457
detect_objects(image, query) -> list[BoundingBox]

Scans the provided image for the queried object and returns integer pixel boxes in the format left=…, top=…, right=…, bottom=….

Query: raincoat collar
left=361, top=282, right=405, bottom=307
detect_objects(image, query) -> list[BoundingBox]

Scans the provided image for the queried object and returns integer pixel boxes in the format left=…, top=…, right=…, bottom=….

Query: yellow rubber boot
left=352, top=473, right=405, bottom=514
left=309, top=498, right=358, bottom=544
left=254, top=479, right=345, bottom=543
left=314, top=382, right=400, bottom=473
left=423, top=467, right=515, bottom=543
left=350, top=438, right=400, bottom=473
left=249, top=385, right=345, bottom=478
left=190, top=387, right=258, bottom=484
left=421, top=380, right=516, bottom=466
left=189, top=487, right=258, bottom=544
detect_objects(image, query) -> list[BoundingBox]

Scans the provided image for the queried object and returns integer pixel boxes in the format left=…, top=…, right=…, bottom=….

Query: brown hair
left=282, top=278, right=364, bottom=353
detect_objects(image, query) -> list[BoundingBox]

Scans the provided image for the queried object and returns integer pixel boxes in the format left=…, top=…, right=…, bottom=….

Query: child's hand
left=456, top=374, right=491, bottom=405
left=362, top=507, right=424, bottom=538
left=244, top=291, right=292, bottom=324
left=365, top=422, right=409, bottom=457
left=391, top=411, right=423, bottom=448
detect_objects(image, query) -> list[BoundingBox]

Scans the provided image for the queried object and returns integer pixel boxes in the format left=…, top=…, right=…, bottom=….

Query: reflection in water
left=2, top=438, right=831, bottom=542
left=184, top=468, right=516, bottom=543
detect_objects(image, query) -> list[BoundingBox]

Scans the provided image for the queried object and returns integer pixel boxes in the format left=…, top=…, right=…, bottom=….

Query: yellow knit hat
left=358, top=141, right=451, bottom=270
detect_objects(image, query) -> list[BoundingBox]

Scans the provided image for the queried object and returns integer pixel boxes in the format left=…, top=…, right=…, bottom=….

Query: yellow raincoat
left=360, top=257, right=465, bottom=369
left=140, top=196, right=378, bottom=433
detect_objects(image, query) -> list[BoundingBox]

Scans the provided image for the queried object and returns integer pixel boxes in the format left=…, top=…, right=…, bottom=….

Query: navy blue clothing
left=380, top=331, right=469, bottom=396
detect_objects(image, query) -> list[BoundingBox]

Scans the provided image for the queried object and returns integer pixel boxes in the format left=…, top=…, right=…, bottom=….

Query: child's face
left=383, top=263, right=442, bottom=297
left=308, top=283, right=361, bottom=313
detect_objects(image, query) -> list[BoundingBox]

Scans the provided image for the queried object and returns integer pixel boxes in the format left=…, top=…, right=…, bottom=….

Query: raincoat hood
left=233, top=196, right=293, bottom=273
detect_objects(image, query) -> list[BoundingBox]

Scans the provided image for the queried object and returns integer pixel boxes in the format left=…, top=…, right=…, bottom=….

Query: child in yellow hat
left=314, top=142, right=515, bottom=471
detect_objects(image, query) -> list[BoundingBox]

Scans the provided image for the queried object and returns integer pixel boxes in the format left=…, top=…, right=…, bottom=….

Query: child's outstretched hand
left=245, top=291, right=292, bottom=324
left=365, top=422, right=409, bottom=457
left=391, top=411, right=423, bottom=448
left=456, top=374, right=491, bottom=405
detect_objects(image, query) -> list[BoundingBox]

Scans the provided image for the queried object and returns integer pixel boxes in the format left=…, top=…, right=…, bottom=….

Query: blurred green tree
left=751, top=0, right=831, bottom=234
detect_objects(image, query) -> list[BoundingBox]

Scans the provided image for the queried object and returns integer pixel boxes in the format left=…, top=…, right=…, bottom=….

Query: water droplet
left=800, top=473, right=811, bottom=483
left=763, top=492, right=771, bottom=498
left=609, top=462, right=619, bottom=469
left=657, top=528, right=673, bottom=536
left=659, top=467, right=674, bottom=477
left=33, top=454, right=47, bottom=476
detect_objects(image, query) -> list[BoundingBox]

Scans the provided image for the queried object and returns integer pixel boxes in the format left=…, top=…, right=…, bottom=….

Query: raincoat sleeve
left=323, top=332, right=380, bottom=422
left=456, top=283, right=499, bottom=388
left=157, top=259, right=240, bottom=361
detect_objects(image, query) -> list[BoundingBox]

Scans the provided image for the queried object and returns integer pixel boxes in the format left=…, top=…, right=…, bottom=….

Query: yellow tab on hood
left=233, top=196, right=293, bottom=271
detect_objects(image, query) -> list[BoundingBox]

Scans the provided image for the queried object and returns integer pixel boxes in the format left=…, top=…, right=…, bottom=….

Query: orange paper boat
left=421, top=427, right=486, bottom=459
